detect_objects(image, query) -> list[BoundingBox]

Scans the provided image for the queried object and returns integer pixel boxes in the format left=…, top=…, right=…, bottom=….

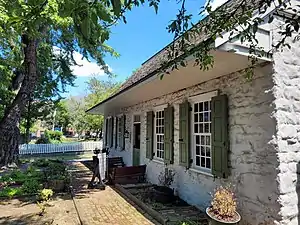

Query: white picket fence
left=19, top=141, right=102, bottom=155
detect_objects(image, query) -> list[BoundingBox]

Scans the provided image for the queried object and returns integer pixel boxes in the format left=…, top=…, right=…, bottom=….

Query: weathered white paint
left=106, top=64, right=280, bottom=225
left=271, top=14, right=300, bottom=225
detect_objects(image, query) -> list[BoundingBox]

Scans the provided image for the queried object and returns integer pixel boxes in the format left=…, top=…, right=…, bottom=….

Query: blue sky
left=63, top=0, right=225, bottom=98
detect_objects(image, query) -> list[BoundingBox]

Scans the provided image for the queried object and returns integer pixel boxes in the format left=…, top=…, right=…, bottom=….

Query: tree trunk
left=0, top=35, right=38, bottom=166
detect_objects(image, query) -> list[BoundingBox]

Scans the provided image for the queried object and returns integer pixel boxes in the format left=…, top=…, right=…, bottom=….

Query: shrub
left=0, top=187, right=23, bottom=198
left=158, top=168, right=175, bottom=187
left=36, top=137, right=50, bottom=144
left=22, top=179, right=42, bottom=194
left=38, top=189, right=53, bottom=201
left=45, top=130, right=62, bottom=142
left=210, top=185, right=237, bottom=219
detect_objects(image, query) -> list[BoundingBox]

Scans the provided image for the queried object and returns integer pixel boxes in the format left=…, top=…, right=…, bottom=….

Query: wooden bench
left=110, top=165, right=146, bottom=184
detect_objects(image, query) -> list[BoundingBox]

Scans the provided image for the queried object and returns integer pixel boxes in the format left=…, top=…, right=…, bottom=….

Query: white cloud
left=71, top=51, right=110, bottom=77
left=53, top=46, right=110, bottom=77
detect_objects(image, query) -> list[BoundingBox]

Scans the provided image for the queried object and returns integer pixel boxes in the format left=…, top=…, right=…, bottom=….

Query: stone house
left=87, top=1, right=300, bottom=224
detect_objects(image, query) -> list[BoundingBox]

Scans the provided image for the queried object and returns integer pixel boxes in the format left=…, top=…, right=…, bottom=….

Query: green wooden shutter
left=211, top=94, right=229, bottom=178
left=179, top=101, right=190, bottom=168
left=164, top=106, right=174, bottom=164
left=115, top=117, right=118, bottom=148
left=108, top=117, right=113, bottom=147
left=146, top=111, right=154, bottom=159
left=105, top=118, right=108, bottom=147
left=120, top=115, right=125, bottom=150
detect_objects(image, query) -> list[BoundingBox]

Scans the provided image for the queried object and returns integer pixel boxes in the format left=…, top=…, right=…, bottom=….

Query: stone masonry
left=107, top=63, right=281, bottom=225
left=271, top=14, right=300, bottom=225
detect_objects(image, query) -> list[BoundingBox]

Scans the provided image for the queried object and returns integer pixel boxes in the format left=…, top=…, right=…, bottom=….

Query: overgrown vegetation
left=0, top=159, right=69, bottom=198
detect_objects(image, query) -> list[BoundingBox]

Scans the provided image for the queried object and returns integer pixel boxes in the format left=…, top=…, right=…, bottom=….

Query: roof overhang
left=87, top=49, right=269, bottom=115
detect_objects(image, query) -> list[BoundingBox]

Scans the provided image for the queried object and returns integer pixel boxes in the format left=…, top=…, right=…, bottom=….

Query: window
left=193, top=99, right=212, bottom=170
left=117, top=117, right=122, bottom=147
left=154, top=110, right=164, bottom=159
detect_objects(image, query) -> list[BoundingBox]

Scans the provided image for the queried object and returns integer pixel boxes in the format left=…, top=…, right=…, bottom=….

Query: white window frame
left=188, top=91, right=217, bottom=173
left=153, top=104, right=167, bottom=161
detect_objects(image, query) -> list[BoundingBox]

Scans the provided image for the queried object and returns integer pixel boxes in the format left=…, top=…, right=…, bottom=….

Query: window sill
left=152, top=159, right=164, bottom=165
left=188, top=168, right=213, bottom=177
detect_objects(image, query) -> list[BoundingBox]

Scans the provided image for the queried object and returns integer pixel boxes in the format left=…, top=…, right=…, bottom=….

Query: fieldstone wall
left=272, top=16, right=300, bottom=225
left=107, top=64, right=280, bottom=225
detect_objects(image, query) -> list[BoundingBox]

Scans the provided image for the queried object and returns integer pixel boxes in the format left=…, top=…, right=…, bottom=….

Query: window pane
left=201, top=157, right=205, bottom=167
left=196, top=146, right=200, bottom=155
left=204, top=101, right=209, bottom=111
left=196, top=135, right=200, bottom=145
left=194, top=103, right=198, bottom=112
left=204, top=123, right=209, bottom=133
left=204, top=112, right=209, bottom=121
left=196, top=156, right=200, bottom=166
left=206, top=147, right=211, bottom=157
left=194, top=124, right=198, bottom=133
left=200, top=113, right=204, bottom=122
left=194, top=113, right=198, bottom=122
left=201, top=146, right=205, bottom=156
left=199, top=102, right=203, bottom=111
left=206, top=158, right=211, bottom=169
left=206, top=136, right=210, bottom=145
left=201, top=136, right=205, bottom=145
left=199, top=124, right=203, bottom=133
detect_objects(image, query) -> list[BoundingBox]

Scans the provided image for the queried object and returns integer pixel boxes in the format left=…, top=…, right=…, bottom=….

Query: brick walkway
left=70, top=162, right=159, bottom=225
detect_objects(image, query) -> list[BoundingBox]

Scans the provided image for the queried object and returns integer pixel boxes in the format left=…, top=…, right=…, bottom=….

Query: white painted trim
left=189, top=91, right=215, bottom=173
left=152, top=159, right=164, bottom=165
left=188, top=168, right=213, bottom=177
left=153, top=108, right=165, bottom=161
left=188, top=90, right=218, bottom=103
left=153, top=103, right=168, bottom=112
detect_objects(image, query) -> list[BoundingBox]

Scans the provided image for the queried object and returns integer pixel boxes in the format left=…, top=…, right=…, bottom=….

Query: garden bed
left=115, top=183, right=208, bottom=225
left=0, top=159, right=71, bottom=199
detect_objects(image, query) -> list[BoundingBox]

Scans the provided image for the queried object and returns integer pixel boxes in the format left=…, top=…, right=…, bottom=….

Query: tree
left=0, top=0, right=159, bottom=166
left=162, top=0, right=300, bottom=79
left=64, top=78, right=120, bottom=138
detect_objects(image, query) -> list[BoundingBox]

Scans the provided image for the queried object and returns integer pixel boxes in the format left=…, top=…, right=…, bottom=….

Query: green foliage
left=21, top=179, right=42, bottom=194
left=0, top=187, right=23, bottom=198
left=36, top=137, right=51, bottom=144
left=61, top=78, right=121, bottom=136
left=38, top=188, right=53, bottom=202
left=45, top=130, right=63, bottom=142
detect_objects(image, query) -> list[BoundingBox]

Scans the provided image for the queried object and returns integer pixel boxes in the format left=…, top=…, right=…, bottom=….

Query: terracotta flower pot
left=206, top=207, right=241, bottom=225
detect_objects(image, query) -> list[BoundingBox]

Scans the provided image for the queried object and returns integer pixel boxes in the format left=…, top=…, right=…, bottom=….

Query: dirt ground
left=0, top=194, right=80, bottom=225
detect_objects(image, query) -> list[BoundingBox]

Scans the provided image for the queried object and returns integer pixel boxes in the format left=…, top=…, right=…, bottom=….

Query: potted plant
left=206, top=185, right=241, bottom=225
left=152, top=168, right=175, bottom=203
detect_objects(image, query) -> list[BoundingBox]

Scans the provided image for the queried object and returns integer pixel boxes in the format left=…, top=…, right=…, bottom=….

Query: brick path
left=70, top=162, right=159, bottom=225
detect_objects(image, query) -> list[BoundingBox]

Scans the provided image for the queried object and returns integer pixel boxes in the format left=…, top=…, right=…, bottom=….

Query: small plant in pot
left=152, top=168, right=175, bottom=203
left=206, top=185, right=241, bottom=225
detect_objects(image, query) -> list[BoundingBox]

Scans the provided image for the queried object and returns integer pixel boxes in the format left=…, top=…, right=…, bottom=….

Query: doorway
left=132, top=115, right=141, bottom=166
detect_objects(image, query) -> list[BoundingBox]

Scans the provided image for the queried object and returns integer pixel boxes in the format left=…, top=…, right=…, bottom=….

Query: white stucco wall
left=106, top=64, right=280, bottom=225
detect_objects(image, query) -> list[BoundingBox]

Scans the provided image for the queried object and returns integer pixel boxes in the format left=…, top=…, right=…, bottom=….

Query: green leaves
left=111, top=0, right=122, bottom=17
